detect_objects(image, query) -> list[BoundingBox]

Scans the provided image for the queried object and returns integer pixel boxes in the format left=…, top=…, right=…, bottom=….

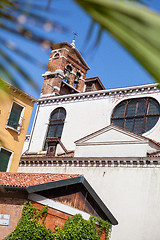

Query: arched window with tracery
left=44, top=108, right=66, bottom=154
left=111, top=97, right=160, bottom=134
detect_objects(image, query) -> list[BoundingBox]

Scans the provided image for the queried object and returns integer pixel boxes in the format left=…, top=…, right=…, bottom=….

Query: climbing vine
left=4, top=201, right=54, bottom=240
left=54, top=214, right=112, bottom=240
left=3, top=201, right=112, bottom=240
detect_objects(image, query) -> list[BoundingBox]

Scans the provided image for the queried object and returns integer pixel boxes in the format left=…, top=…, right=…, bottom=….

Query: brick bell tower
left=41, top=41, right=90, bottom=97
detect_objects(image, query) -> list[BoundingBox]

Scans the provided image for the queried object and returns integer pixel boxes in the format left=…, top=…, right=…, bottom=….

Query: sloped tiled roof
left=147, top=151, right=160, bottom=157
left=0, top=173, right=118, bottom=225
left=0, top=172, right=79, bottom=188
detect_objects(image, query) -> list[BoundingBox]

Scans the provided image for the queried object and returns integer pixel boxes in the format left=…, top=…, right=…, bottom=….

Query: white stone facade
left=27, top=83, right=160, bottom=155
left=20, top=82, right=160, bottom=240
left=19, top=163, right=160, bottom=240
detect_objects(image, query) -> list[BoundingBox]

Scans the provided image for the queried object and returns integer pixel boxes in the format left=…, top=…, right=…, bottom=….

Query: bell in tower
left=40, top=41, right=90, bottom=97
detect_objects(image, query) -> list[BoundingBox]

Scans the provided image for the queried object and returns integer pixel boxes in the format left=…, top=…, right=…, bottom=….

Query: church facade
left=19, top=42, right=160, bottom=240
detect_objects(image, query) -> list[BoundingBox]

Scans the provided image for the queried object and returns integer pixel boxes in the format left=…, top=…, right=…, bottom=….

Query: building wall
left=32, top=201, right=72, bottom=232
left=19, top=164, right=160, bottom=240
left=0, top=87, right=34, bottom=172
left=33, top=201, right=106, bottom=240
left=23, top=84, right=160, bottom=240
left=28, top=85, right=160, bottom=154
left=0, top=198, right=25, bottom=239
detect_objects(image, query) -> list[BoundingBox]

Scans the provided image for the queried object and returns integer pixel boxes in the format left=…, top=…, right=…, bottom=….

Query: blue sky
left=3, top=0, right=160, bottom=132
left=6, top=0, right=160, bottom=98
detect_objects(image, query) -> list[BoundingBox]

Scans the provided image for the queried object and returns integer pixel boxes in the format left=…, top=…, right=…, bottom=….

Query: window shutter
left=0, top=149, right=11, bottom=172
left=8, top=103, right=23, bottom=129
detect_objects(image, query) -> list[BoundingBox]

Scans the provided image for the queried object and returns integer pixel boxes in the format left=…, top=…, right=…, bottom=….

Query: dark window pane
left=45, top=107, right=66, bottom=147
left=0, top=149, right=11, bottom=172
left=134, top=118, right=144, bottom=134
left=127, top=100, right=137, bottom=117
left=51, top=108, right=66, bottom=120
left=148, top=101, right=160, bottom=115
left=136, top=100, right=146, bottom=116
left=112, top=119, right=123, bottom=128
left=47, top=125, right=56, bottom=137
left=51, top=110, right=59, bottom=120
left=58, top=110, right=66, bottom=120
left=125, top=118, right=134, bottom=132
left=8, top=103, right=23, bottom=129
left=113, top=103, right=126, bottom=118
left=56, top=125, right=63, bottom=138
left=146, top=116, right=159, bottom=131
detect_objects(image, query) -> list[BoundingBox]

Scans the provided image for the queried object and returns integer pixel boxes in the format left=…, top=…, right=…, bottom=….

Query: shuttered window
left=7, top=102, right=23, bottom=130
left=0, top=149, right=12, bottom=172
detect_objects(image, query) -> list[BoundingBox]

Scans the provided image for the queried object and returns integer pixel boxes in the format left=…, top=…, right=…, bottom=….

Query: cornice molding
left=1, top=79, right=37, bottom=102
left=19, top=156, right=160, bottom=168
left=76, top=141, right=149, bottom=146
left=37, top=83, right=159, bottom=105
left=51, top=47, right=69, bottom=53
left=42, top=69, right=64, bottom=78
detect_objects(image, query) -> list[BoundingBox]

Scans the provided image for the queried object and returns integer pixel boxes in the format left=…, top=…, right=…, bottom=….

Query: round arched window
left=44, top=107, right=66, bottom=153
left=47, top=107, right=66, bottom=139
left=111, top=98, right=160, bottom=134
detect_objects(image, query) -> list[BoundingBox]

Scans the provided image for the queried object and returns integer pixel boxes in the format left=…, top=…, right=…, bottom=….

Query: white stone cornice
left=42, top=69, right=64, bottom=77
left=38, top=83, right=159, bottom=105
left=76, top=141, right=149, bottom=146
left=19, top=156, right=160, bottom=168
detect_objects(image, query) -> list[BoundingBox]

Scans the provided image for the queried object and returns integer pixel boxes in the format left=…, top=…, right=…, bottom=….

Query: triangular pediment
left=75, top=124, right=148, bottom=145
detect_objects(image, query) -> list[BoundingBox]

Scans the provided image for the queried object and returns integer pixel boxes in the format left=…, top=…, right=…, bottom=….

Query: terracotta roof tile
left=147, top=151, right=160, bottom=157
left=0, top=172, right=80, bottom=188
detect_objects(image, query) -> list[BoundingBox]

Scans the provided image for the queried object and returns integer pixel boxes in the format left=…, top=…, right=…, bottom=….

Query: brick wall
left=33, top=202, right=107, bottom=240
left=0, top=198, right=26, bottom=239
left=0, top=199, right=107, bottom=240
left=41, top=44, right=88, bottom=95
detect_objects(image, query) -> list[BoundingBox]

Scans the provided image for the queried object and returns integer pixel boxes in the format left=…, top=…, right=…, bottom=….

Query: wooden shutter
left=8, top=103, right=23, bottom=129
left=0, top=149, right=11, bottom=172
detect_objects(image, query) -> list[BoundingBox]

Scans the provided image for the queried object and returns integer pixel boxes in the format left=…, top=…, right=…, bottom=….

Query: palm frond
left=0, top=38, right=46, bottom=68
left=76, top=0, right=160, bottom=83
left=0, top=0, right=65, bottom=91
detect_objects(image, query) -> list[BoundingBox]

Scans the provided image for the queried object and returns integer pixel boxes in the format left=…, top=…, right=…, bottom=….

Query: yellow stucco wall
left=0, top=86, right=35, bottom=172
